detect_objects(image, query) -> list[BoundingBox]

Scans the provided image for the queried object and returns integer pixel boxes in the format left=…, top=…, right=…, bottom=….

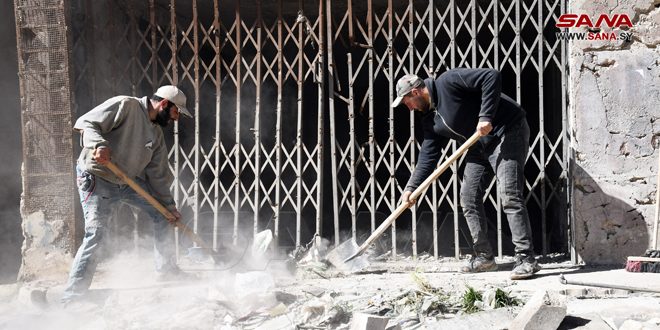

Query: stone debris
left=508, top=290, right=567, bottom=330
left=350, top=312, right=390, bottom=330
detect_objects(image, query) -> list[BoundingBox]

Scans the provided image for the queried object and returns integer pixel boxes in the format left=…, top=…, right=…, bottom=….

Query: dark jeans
left=459, top=119, right=534, bottom=257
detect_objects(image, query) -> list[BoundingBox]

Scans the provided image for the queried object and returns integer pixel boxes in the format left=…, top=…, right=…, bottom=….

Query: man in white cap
left=393, top=69, right=540, bottom=280
left=61, top=85, right=193, bottom=304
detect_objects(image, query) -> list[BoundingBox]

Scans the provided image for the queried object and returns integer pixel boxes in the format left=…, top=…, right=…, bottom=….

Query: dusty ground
left=1, top=253, right=659, bottom=329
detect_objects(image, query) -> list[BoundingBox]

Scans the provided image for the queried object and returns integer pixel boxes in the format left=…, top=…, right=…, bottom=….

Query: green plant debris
left=461, top=286, right=483, bottom=314
left=493, top=288, right=520, bottom=308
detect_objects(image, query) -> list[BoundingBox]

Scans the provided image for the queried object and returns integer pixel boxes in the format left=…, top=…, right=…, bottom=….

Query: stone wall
left=570, top=0, right=660, bottom=264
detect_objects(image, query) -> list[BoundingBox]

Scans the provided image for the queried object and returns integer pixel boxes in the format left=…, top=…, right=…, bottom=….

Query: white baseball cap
left=391, top=74, right=425, bottom=107
left=154, top=85, right=192, bottom=118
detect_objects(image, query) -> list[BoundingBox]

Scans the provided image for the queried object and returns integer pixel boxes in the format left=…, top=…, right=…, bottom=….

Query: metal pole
left=296, top=0, right=304, bottom=247
left=192, top=0, right=200, bottom=237
left=170, top=0, right=181, bottom=256
left=275, top=0, right=283, bottom=247
left=213, top=0, right=221, bottom=250
left=326, top=0, right=340, bottom=246
left=348, top=51, right=357, bottom=241
left=255, top=0, right=263, bottom=238
left=317, top=0, right=326, bottom=239
left=538, top=0, right=547, bottom=257
left=408, top=0, right=416, bottom=259
left=233, top=0, right=241, bottom=245
left=367, top=0, right=375, bottom=234
left=429, top=0, right=439, bottom=259
left=387, top=0, right=395, bottom=259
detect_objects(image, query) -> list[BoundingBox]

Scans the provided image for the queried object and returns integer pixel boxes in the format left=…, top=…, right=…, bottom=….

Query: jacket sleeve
left=452, top=68, right=502, bottom=123
left=74, top=98, right=130, bottom=149
left=404, top=135, right=443, bottom=192
left=144, top=129, right=176, bottom=210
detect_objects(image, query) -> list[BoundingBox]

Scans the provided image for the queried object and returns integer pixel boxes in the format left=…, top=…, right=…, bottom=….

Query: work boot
left=460, top=254, right=498, bottom=273
left=510, top=254, right=541, bottom=280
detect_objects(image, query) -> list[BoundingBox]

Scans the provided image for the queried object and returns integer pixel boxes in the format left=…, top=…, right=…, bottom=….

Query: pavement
left=0, top=253, right=659, bottom=329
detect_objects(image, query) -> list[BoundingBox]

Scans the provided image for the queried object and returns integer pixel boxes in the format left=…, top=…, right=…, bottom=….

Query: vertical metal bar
left=348, top=51, right=357, bottom=241
left=494, top=0, right=500, bottom=70
left=149, top=0, right=156, bottom=105
left=316, top=0, right=326, bottom=239
left=430, top=0, right=439, bottom=259
left=402, top=0, right=417, bottom=258
left=296, top=0, right=304, bottom=246
left=408, top=0, right=415, bottom=259
left=233, top=0, right=241, bottom=245
left=213, top=0, right=221, bottom=250
left=254, top=0, right=263, bottom=238
left=192, top=0, right=200, bottom=237
left=368, top=0, right=375, bottom=234
left=561, top=0, right=576, bottom=264
left=275, top=0, right=283, bottom=247
left=515, top=0, right=521, bottom=103
left=450, top=0, right=455, bottom=69
left=326, top=0, right=340, bottom=245
left=538, top=0, right=547, bottom=257
left=496, top=0, right=503, bottom=259
left=450, top=0, right=460, bottom=260
left=387, top=0, right=395, bottom=258
left=348, top=0, right=354, bottom=45
left=170, top=0, right=181, bottom=255
left=471, top=0, right=476, bottom=67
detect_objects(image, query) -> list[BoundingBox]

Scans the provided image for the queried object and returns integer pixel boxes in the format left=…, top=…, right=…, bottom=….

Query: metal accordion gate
left=69, top=0, right=570, bottom=259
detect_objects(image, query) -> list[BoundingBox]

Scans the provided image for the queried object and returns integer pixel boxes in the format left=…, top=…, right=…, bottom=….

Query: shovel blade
left=326, top=238, right=369, bottom=272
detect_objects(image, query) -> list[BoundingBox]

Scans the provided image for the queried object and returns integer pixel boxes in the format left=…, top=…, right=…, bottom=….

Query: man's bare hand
left=476, top=121, right=492, bottom=136
left=93, top=146, right=111, bottom=165
left=400, top=190, right=416, bottom=209
left=167, top=209, right=182, bottom=223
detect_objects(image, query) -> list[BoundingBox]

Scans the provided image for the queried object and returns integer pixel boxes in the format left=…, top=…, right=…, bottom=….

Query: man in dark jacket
left=393, top=68, right=540, bottom=280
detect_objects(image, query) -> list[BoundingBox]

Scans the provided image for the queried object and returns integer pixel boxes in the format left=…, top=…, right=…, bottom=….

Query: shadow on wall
left=0, top=1, right=23, bottom=284
left=573, top=163, right=649, bottom=265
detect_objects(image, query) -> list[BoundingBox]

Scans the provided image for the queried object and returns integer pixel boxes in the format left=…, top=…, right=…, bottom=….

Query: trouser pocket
left=77, top=171, right=96, bottom=193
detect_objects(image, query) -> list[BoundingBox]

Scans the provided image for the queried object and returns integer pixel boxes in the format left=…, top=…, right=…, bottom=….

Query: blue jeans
left=62, top=165, right=177, bottom=301
left=460, top=119, right=534, bottom=257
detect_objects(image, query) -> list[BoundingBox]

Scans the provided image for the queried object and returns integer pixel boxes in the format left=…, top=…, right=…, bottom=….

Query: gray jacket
left=74, top=96, right=175, bottom=209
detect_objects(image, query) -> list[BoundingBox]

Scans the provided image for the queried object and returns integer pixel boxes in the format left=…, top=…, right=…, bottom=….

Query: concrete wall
left=0, top=0, right=26, bottom=284
left=570, top=0, right=660, bottom=264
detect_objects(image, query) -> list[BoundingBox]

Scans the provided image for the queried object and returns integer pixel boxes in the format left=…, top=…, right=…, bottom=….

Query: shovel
left=328, top=132, right=481, bottom=268
left=105, top=161, right=222, bottom=263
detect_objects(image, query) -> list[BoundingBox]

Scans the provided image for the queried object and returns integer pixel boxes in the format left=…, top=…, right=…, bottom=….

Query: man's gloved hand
left=93, top=146, right=111, bottom=165
left=400, top=190, right=417, bottom=209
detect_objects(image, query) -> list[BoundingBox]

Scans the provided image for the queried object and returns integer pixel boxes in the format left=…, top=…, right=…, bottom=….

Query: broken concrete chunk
left=17, top=285, right=48, bottom=308
left=350, top=312, right=389, bottom=330
left=385, top=321, right=402, bottom=330
left=508, top=290, right=566, bottom=330
left=251, top=229, right=273, bottom=258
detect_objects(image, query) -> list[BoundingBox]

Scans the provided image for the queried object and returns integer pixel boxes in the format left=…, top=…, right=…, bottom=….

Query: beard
left=154, top=104, right=172, bottom=127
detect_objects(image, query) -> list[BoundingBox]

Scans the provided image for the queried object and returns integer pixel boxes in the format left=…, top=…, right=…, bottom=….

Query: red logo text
left=556, top=14, right=633, bottom=29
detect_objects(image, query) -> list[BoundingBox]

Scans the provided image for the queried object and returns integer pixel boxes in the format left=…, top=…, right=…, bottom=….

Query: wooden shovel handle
left=105, top=161, right=211, bottom=250
left=347, top=132, right=481, bottom=261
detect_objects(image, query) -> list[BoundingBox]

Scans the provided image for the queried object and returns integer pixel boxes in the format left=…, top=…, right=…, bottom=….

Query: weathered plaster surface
left=570, top=0, right=660, bottom=263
